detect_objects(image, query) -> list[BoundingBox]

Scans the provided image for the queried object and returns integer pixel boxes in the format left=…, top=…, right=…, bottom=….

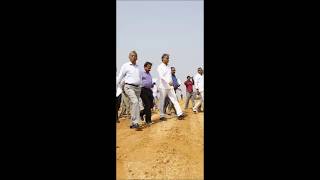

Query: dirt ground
left=116, top=101, right=204, bottom=180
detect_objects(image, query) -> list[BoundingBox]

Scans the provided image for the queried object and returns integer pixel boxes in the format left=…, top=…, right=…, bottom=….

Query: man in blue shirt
left=165, top=67, right=180, bottom=114
left=140, top=62, right=154, bottom=125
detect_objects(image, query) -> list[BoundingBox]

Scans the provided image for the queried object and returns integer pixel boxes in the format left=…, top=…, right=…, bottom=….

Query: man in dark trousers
left=140, top=62, right=154, bottom=126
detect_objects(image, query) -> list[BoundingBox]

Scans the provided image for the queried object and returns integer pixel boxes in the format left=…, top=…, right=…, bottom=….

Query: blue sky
left=117, top=0, right=203, bottom=92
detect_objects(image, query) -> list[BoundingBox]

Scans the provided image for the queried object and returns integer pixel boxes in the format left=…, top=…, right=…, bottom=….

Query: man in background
left=166, top=67, right=180, bottom=114
left=152, top=81, right=159, bottom=112
left=193, top=67, right=204, bottom=113
left=184, top=76, right=195, bottom=110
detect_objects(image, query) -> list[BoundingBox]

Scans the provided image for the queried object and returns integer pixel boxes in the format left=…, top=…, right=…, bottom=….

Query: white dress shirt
left=194, top=73, right=204, bottom=92
left=157, top=62, right=172, bottom=89
left=152, top=84, right=158, bottom=98
left=116, top=62, right=142, bottom=86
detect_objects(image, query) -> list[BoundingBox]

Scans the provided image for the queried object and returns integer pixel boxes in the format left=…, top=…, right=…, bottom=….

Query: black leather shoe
left=130, top=123, right=142, bottom=130
left=178, top=114, right=186, bottom=120
left=160, top=117, right=167, bottom=121
left=130, top=124, right=138, bottom=128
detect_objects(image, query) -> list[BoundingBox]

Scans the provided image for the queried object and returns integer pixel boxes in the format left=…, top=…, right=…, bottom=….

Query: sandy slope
left=116, top=101, right=204, bottom=180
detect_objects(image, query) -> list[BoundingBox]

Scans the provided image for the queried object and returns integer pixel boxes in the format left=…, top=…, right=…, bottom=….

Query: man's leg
left=159, top=88, right=168, bottom=118
left=116, top=94, right=122, bottom=122
left=119, top=94, right=126, bottom=116
left=184, top=92, right=191, bottom=109
left=167, top=98, right=172, bottom=113
left=164, top=96, right=170, bottom=114
left=145, top=89, right=153, bottom=123
left=139, top=97, right=145, bottom=121
left=124, top=85, right=141, bottom=125
left=140, top=88, right=152, bottom=123
left=168, top=98, right=177, bottom=114
left=200, top=91, right=204, bottom=111
left=167, top=88, right=183, bottom=116
left=193, top=100, right=201, bottom=112
left=191, top=92, right=195, bottom=108
left=124, top=93, right=131, bottom=115
left=193, top=91, right=204, bottom=112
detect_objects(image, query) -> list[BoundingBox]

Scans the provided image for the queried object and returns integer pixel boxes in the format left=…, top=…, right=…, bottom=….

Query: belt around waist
left=141, top=87, right=152, bottom=90
left=125, top=83, right=139, bottom=87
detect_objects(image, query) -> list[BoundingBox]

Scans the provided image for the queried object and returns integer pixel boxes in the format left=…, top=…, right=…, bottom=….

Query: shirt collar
left=162, top=62, right=168, bottom=66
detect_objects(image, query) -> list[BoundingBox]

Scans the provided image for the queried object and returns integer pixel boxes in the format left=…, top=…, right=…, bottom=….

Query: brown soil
left=116, top=101, right=203, bottom=180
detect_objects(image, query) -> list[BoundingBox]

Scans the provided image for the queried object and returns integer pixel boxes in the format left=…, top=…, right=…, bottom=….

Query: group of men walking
left=116, top=51, right=204, bottom=130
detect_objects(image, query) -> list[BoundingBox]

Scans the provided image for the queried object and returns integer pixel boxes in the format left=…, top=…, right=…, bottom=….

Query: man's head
left=171, top=67, right=176, bottom=75
left=144, top=62, right=152, bottom=72
left=161, top=53, right=169, bottom=65
left=129, top=51, right=138, bottom=64
left=187, top=76, right=191, bottom=80
left=197, top=67, right=203, bottom=75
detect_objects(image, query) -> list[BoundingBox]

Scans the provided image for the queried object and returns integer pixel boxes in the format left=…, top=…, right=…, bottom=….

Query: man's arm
left=139, top=67, right=144, bottom=87
left=116, top=64, right=126, bottom=85
left=177, top=79, right=181, bottom=87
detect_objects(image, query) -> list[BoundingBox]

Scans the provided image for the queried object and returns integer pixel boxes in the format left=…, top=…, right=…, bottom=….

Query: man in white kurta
left=193, top=67, right=204, bottom=113
left=157, top=54, right=185, bottom=120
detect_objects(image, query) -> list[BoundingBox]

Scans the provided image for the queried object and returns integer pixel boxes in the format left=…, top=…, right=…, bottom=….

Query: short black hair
left=144, top=62, right=152, bottom=67
left=161, top=53, right=169, bottom=60
left=187, top=76, right=190, bottom=79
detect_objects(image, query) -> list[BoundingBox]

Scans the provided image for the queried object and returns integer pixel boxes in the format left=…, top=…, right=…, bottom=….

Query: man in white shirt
left=157, top=54, right=186, bottom=120
left=193, top=67, right=204, bottom=113
left=152, top=81, right=159, bottom=111
left=116, top=51, right=143, bottom=129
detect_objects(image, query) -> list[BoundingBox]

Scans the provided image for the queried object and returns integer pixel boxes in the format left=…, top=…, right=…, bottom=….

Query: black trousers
left=140, top=87, right=153, bottom=123
left=116, top=94, right=122, bottom=121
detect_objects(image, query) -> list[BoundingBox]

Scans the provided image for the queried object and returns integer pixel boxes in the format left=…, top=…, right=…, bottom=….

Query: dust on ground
left=117, top=101, right=203, bottom=180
